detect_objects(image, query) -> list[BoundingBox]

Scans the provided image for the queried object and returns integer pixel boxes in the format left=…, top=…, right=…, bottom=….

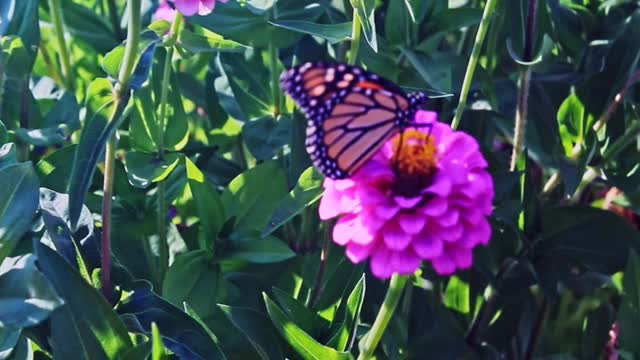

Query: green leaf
left=271, top=287, right=327, bottom=339
left=124, top=152, right=182, bottom=188
left=269, top=21, right=352, bottom=44
left=68, top=79, right=130, bottom=230
left=619, top=251, right=640, bottom=357
left=183, top=303, right=226, bottom=359
left=222, top=161, right=288, bottom=233
left=0, top=327, right=21, bottom=359
left=55, top=0, right=118, bottom=53
left=0, top=162, right=39, bottom=263
left=0, top=255, right=63, bottom=329
left=151, top=323, right=168, bottom=360
left=326, top=275, right=365, bottom=352
left=443, top=275, right=470, bottom=314
left=262, top=167, right=324, bottom=237
left=162, top=250, right=224, bottom=319
left=427, top=8, right=482, bottom=36
left=14, top=92, right=80, bottom=146
left=243, top=115, right=291, bottom=161
left=177, top=29, right=249, bottom=54
left=223, top=234, right=295, bottom=264
left=218, top=305, right=284, bottom=360
left=0, top=143, right=17, bottom=169
left=50, top=305, right=110, bottom=360
left=1, top=0, right=39, bottom=63
left=185, top=157, right=225, bottom=252
left=0, top=121, right=6, bottom=145
left=351, top=0, right=378, bottom=52
left=263, top=293, right=354, bottom=360
left=35, top=242, right=134, bottom=358
left=557, top=93, right=585, bottom=157
left=102, top=30, right=161, bottom=81
left=35, top=144, right=76, bottom=193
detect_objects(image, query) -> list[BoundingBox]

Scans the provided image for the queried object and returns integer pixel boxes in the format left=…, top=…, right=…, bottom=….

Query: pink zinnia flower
left=319, top=111, right=494, bottom=279
left=161, top=0, right=228, bottom=17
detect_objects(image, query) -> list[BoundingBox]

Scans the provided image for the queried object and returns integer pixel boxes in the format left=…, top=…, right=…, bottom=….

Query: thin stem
left=107, top=0, right=125, bottom=42
left=38, top=44, right=65, bottom=86
left=522, top=0, right=539, bottom=61
left=593, top=69, right=640, bottom=132
left=309, top=223, right=332, bottom=308
left=509, top=68, right=531, bottom=171
left=348, top=6, right=362, bottom=65
left=357, top=274, right=408, bottom=360
left=101, top=0, right=142, bottom=299
left=48, top=0, right=75, bottom=90
left=451, top=0, right=498, bottom=130
left=269, top=43, right=281, bottom=118
left=524, top=299, right=550, bottom=360
left=116, top=0, right=141, bottom=94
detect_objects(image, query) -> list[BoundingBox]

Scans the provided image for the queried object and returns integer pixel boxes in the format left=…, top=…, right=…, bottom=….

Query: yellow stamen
left=393, top=129, right=438, bottom=178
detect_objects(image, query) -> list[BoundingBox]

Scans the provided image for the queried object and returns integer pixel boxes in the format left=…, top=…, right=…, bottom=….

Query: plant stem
left=524, top=299, right=550, bottom=360
left=48, top=0, right=75, bottom=90
left=100, top=0, right=141, bottom=299
left=602, top=120, right=640, bottom=161
left=357, top=274, right=408, bottom=360
left=269, top=43, right=281, bottom=118
left=107, top=0, right=125, bottom=41
left=451, top=0, right=498, bottom=130
left=309, top=222, right=331, bottom=308
left=509, top=68, right=531, bottom=171
left=348, top=6, right=362, bottom=65
left=593, top=69, right=640, bottom=132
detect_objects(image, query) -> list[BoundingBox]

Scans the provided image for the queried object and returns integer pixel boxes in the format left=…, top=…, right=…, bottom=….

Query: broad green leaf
left=262, top=167, right=323, bottom=237
left=243, top=115, right=291, bottom=161
left=102, top=30, right=161, bottom=82
left=14, top=92, right=80, bottom=146
left=269, top=21, right=352, bottom=44
left=218, top=305, right=284, bottom=360
left=55, top=0, right=118, bottom=53
left=151, top=323, right=168, bottom=360
left=35, top=144, right=77, bottom=193
left=124, top=152, right=182, bottom=188
left=427, top=8, right=482, bottom=36
left=1, top=0, right=39, bottom=62
left=619, top=251, right=640, bottom=356
left=327, top=275, right=365, bottom=351
left=185, top=157, right=225, bottom=251
left=0, top=255, right=63, bottom=329
left=557, top=93, right=585, bottom=157
left=50, top=305, right=110, bottom=360
left=0, top=121, right=6, bottom=145
left=177, top=29, right=249, bottom=54
left=0, top=328, right=20, bottom=359
left=0, top=162, right=39, bottom=263
left=271, top=287, right=327, bottom=339
left=36, top=242, right=133, bottom=358
left=350, top=0, right=377, bottom=52
left=183, top=303, right=226, bottom=359
left=223, top=234, right=295, bottom=264
left=162, top=250, right=224, bottom=319
left=68, top=79, right=130, bottom=230
left=444, top=276, right=470, bottom=314
left=0, top=143, right=17, bottom=169
left=263, top=293, right=354, bottom=360
left=222, top=161, right=288, bottom=233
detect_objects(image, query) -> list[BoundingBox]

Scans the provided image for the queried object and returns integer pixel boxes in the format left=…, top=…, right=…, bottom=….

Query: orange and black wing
left=280, top=62, right=427, bottom=179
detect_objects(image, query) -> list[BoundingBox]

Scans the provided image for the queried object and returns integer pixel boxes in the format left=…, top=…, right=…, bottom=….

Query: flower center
left=391, top=129, right=438, bottom=197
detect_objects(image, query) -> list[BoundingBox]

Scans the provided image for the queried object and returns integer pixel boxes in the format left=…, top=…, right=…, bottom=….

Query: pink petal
left=440, top=161, right=469, bottom=185
left=346, top=242, right=375, bottom=263
left=420, top=197, right=448, bottom=217
left=390, top=250, right=421, bottom=274
left=332, top=215, right=358, bottom=245
left=423, top=175, right=452, bottom=197
left=412, top=233, right=443, bottom=259
left=447, top=246, right=473, bottom=269
left=440, top=224, right=464, bottom=243
left=383, top=222, right=412, bottom=250
left=375, top=204, right=400, bottom=220
left=398, top=212, right=426, bottom=235
left=334, top=178, right=356, bottom=191
left=370, top=247, right=393, bottom=279
left=437, top=209, right=459, bottom=227
left=431, top=255, right=456, bottom=275
left=318, top=188, right=341, bottom=220
left=413, top=110, right=438, bottom=125
left=394, top=195, right=422, bottom=208
left=172, top=0, right=199, bottom=16
left=198, top=0, right=215, bottom=15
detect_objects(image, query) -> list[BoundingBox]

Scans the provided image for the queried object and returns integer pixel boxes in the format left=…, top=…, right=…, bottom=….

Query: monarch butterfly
left=280, top=62, right=429, bottom=179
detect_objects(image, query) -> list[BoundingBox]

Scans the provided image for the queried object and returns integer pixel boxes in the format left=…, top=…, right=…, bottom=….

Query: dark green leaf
left=243, top=115, right=291, bottom=161
left=14, top=92, right=80, bottom=146
left=218, top=304, right=284, bottom=360
left=151, top=323, right=168, bottom=360
left=124, top=152, right=182, bottom=188
left=0, top=255, right=62, bottom=329
left=351, top=0, right=377, bottom=52
left=186, top=157, right=225, bottom=252
left=271, top=287, right=327, bottom=339
left=50, top=305, right=110, bottom=360
left=1, top=0, right=39, bottom=63
left=619, top=251, right=640, bottom=356
left=223, top=234, right=295, bottom=264
left=0, top=162, right=39, bottom=263
left=269, top=21, right=352, bottom=44
left=326, top=275, right=365, bottom=352
left=177, top=29, right=248, bottom=54
left=183, top=303, right=226, bottom=359
left=263, top=293, right=354, bottom=360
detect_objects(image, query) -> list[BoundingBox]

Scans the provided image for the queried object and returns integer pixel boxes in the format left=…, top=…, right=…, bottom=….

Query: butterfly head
left=408, top=92, right=429, bottom=108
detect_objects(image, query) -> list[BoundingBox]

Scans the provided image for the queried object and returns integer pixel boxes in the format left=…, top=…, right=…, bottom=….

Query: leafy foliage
left=0, top=0, right=639, bottom=359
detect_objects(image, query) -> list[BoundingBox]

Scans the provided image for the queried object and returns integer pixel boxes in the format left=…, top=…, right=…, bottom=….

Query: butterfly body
left=281, top=62, right=428, bottom=179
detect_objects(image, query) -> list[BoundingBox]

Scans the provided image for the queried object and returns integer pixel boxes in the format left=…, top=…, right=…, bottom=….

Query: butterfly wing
left=281, top=62, right=416, bottom=179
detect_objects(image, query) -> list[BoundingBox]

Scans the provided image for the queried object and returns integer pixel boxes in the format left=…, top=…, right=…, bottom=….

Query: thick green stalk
left=509, top=68, right=531, bottom=171
left=48, top=0, right=75, bottom=90
left=451, top=0, right=498, bottom=130
left=269, top=43, right=281, bottom=117
left=348, top=7, right=362, bottom=65
left=101, top=0, right=142, bottom=299
left=357, top=274, right=408, bottom=360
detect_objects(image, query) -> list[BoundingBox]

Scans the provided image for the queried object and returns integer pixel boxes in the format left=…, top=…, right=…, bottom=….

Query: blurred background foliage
left=0, top=0, right=640, bottom=359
